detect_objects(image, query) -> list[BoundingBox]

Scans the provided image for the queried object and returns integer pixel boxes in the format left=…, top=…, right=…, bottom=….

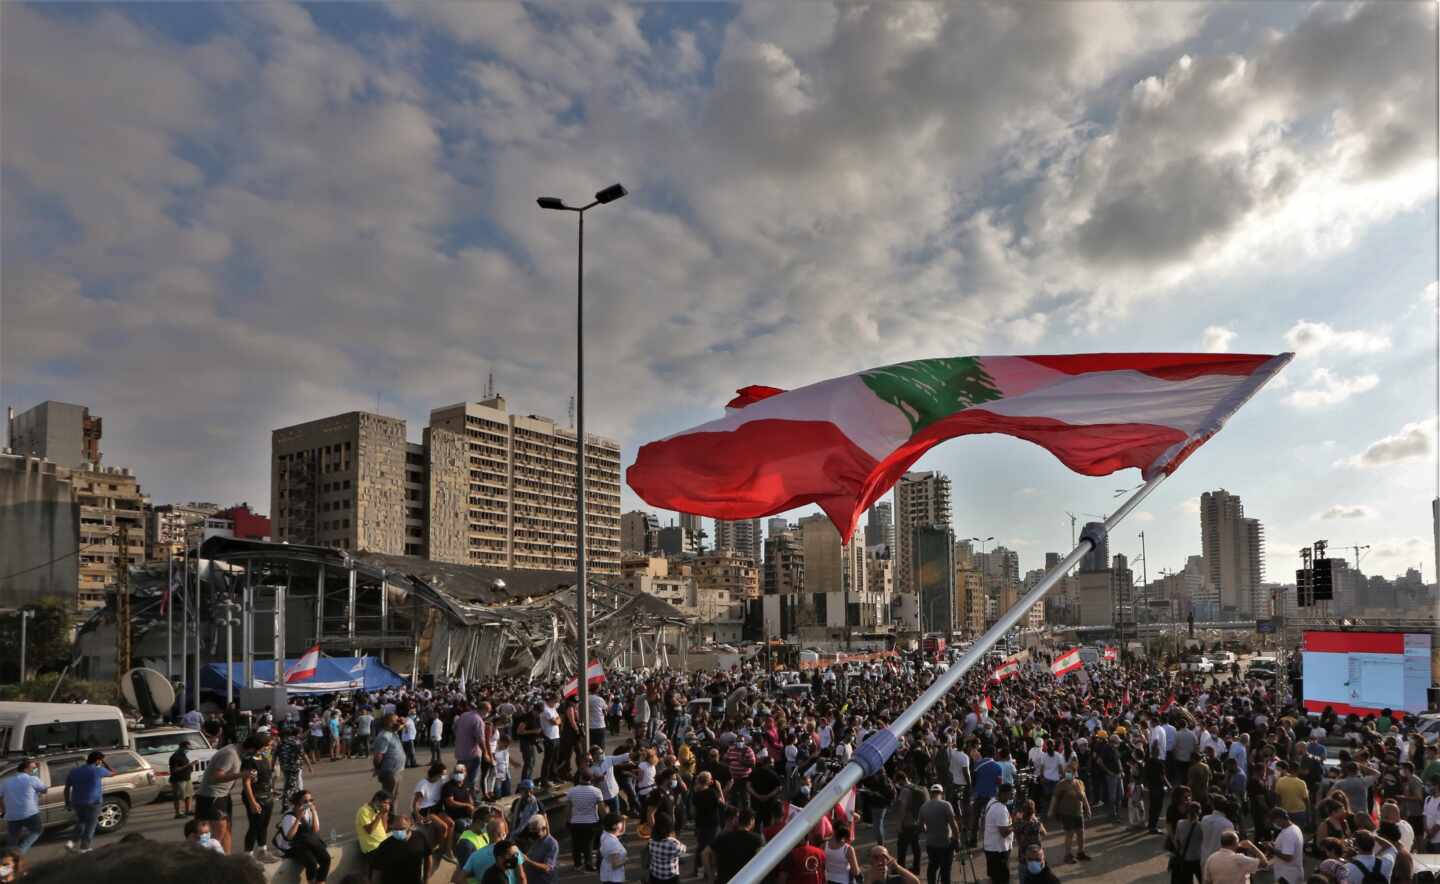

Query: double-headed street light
left=537, top=182, right=627, bottom=755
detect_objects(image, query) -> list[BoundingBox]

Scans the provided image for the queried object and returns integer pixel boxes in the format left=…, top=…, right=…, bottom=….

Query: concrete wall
left=424, top=427, right=469, bottom=564
left=0, top=457, right=79, bottom=608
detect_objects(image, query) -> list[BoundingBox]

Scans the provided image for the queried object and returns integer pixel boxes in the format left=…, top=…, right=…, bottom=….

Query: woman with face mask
left=276, top=791, right=331, bottom=884
left=1018, top=844, right=1060, bottom=884
left=412, top=761, right=454, bottom=857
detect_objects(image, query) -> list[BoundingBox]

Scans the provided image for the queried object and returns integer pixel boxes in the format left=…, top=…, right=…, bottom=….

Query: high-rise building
left=761, top=529, right=804, bottom=638
left=1079, top=522, right=1109, bottom=573
left=148, top=501, right=221, bottom=560
left=429, top=395, right=621, bottom=573
left=865, top=500, right=894, bottom=552
left=714, top=518, right=762, bottom=563
left=914, top=525, right=955, bottom=635
left=678, top=512, right=702, bottom=534
left=797, top=514, right=878, bottom=628
left=894, top=471, right=952, bottom=595
left=272, top=412, right=416, bottom=554
left=7, top=401, right=103, bottom=469
left=1112, top=552, right=1135, bottom=626
left=71, top=465, right=148, bottom=611
left=766, top=517, right=790, bottom=537
left=656, top=525, right=700, bottom=557
left=1200, top=489, right=1265, bottom=617
left=622, top=511, right=660, bottom=554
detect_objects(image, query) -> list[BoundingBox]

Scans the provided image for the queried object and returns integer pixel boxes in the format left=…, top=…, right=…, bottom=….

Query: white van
left=0, top=702, right=130, bottom=757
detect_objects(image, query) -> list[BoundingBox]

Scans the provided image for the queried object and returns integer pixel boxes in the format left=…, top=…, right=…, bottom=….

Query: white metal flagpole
left=725, top=472, right=1169, bottom=884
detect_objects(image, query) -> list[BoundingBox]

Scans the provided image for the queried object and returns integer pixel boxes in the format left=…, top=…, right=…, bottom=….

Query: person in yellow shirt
left=677, top=743, right=697, bottom=777
left=356, top=792, right=392, bottom=854
left=1272, top=762, right=1311, bottom=830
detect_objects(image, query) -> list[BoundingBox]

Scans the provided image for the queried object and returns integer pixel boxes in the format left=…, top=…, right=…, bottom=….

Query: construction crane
left=1065, top=511, right=1106, bottom=548
left=1338, top=544, right=1371, bottom=570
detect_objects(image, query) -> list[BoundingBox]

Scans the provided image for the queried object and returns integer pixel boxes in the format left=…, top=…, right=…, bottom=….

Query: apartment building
left=713, top=518, right=762, bottom=563
left=692, top=551, right=761, bottom=602
left=7, top=401, right=103, bottom=469
left=429, top=395, right=621, bottom=574
left=894, top=471, right=951, bottom=596
left=73, top=465, right=148, bottom=610
left=148, top=501, right=220, bottom=560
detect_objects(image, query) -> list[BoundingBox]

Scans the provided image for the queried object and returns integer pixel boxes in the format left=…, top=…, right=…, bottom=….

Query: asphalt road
left=24, top=751, right=1184, bottom=884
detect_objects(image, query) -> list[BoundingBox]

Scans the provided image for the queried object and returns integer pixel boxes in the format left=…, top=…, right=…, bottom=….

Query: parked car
left=128, top=726, right=215, bottom=793
left=1180, top=655, right=1215, bottom=674
left=0, top=748, right=161, bottom=838
left=1212, top=652, right=1237, bottom=667
left=1247, top=657, right=1279, bottom=680
left=1414, top=713, right=1440, bottom=745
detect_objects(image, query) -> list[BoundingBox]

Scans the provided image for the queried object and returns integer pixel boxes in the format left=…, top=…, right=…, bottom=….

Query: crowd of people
left=5, top=644, right=1440, bottom=884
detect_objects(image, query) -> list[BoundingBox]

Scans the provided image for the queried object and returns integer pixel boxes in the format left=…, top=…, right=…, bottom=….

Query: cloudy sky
left=3, top=1, right=1436, bottom=585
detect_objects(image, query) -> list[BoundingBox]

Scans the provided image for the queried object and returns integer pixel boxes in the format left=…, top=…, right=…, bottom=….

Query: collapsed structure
left=75, top=537, right=691, bottom=691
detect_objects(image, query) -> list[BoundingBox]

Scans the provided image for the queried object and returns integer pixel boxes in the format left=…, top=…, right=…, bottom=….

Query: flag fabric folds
left=1103, top=646, right=1118, bottom=662
left=284, top=645, right=321, bottom=683
left=627, top=353, right=1291, bottom=540
left=991, top=657, right=1020, bottom=682
left=1050, top=647, right=1084, bottom=678
left=564, top=660, right=606, bottom=698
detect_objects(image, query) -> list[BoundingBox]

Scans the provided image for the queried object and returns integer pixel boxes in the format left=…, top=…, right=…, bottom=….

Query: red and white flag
left=1122, top=687, right=1132, bottom=707
left=1051, top=647, right=1084, bottom=678
left=991, top=657, right=1021, bottom=682
left=1103, top=646, right=1118, bottom=662
left=628, top=353, right=1291, bottom=539
left=563, top=660, right=606, bottom=698
left=980, top=694, right=993, bottom=713
left=285, top=645, right=321, bottom=683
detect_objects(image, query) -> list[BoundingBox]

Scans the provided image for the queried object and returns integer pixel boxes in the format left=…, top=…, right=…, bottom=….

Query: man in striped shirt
left=726, top=737, right=756, bottom=809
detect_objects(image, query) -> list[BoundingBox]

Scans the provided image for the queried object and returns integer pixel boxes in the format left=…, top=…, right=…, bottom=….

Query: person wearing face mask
left=509, top=780, right=542, bottom=838
left=0, top=758, right=47, bottom=855
left=1018, top=844, right=1060, bottom=884
left=443, top=765, right=478, bottom=835
left=276, top=790, right=330, bottom=884
left=413, top=761, right=455, bottom=858
left=1047, top=761, right=1091, bottom=864
left=184, top=818, right=226, bottom=854
left=0, top=848, right=22, bottom=883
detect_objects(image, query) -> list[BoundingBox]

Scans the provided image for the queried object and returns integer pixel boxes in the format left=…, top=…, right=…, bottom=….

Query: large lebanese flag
left=628, top=353, right=1290, bottom=540
left=563, top=660, right=606, bottom=698
left=1051, top=647, right=1084, bottom=678
left=991, top=658, right=1021, bottom=682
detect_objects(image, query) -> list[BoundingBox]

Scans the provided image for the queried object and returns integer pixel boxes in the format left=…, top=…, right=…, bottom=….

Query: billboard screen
left=1301, top=631, right=1432, bottom=717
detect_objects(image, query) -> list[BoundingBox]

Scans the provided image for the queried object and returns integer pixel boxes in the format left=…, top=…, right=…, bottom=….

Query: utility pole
left=1138, top=530, right=1147, bottom=646
left=116, top=523, right=133, bottom=677
left=19, top=609, right=34, bottom=683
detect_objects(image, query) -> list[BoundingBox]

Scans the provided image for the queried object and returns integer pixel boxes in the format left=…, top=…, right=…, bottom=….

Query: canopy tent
left=202, top=655, right=406, bottom=695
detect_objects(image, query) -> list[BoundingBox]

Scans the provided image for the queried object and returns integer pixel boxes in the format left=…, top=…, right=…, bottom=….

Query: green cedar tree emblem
left=860, top=357, right=1003, bottom=434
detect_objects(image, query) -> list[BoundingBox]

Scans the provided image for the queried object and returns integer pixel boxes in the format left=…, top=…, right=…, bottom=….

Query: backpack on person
left=1348, top=857, right=1389, bottom=884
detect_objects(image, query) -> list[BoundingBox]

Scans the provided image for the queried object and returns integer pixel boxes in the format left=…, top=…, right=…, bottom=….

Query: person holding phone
left=868, top=844, right=922, bottom=884
left=276, top=791, right=330, bottom=884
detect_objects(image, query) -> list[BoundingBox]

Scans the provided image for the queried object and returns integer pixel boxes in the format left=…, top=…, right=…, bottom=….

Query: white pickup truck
left=128, top=726, right=216, bottom=794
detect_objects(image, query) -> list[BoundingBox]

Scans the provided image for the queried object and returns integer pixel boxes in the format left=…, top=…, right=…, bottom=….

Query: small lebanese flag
left=1122, top=687, right=1132, bottom=707
left=980, top=694, right=993, bottom=713
left=285, top=645, right=321, bottom=683
left=991, top=658, right=1021, bottom=682
left=1103, top=646, right=1118, bottom=661
left=1051, top=647, right=1084, bottom=678
left=628, top=353, right=1291, bottom=540
left=563, top=660, right=606, bottom=698
left=1160, top=693, right=1176, bottom=713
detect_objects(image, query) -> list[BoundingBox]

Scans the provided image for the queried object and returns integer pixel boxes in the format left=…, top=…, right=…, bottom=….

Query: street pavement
left=25, top=752, right=1180, bottom=884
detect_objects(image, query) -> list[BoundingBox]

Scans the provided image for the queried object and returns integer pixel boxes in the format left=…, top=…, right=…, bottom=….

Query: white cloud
left=1335, top=417, right=1436, bottom=468
left=1201, top=325, right=1237, bottom=353
left=1133, top=511, right=1156, bottom=523
left=1284, top=368, right=1378, bottom=408
left=1180, top=497, right=1201, bottom=514
left=1315, top=504, right=1376, bottom=520
left=1282, top=320, right=1391, bottom=358
left=1368, top=537, right=1428, bottom=562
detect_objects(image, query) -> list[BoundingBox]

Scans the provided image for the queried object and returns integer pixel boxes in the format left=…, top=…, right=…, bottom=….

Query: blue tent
left=202, top=655, right=406, bottom=695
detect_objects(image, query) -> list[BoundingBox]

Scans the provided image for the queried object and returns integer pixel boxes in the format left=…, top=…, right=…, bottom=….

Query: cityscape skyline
left=2, top=3, right=1435, bottom=597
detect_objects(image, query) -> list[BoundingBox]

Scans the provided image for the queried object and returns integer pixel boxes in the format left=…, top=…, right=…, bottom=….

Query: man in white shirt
left=539, top=694, right=562, bottom=786
left=588, top=689, right=608, bottom=749
left=948, top=741, right=971, bottom=793
left=982, top=783, right=1015, bottom=884
left=1268, top=810, right=1305, bottom=884
left=1202, top=830, right=1265, bottom=884
left=429, top=715, right=445, bottom=766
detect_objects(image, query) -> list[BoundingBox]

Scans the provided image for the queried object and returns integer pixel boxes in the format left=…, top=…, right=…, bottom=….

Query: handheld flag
left=981, top=694, right=993, bottom=714
left=1103, top=646, right=1118, bottom=662
left=628, top=353, right=1291, bottom=540
left=563, top=660, right=606, bottom=698
left=285, top=645, right=321, bottom=683
left=1122, top=687, right=1132, bottom=707
left=160, top=579, right=177, bottom=617
left=1050, top=647, right=1084, bottom=678
left=991, top=657, right=1020, bottom=682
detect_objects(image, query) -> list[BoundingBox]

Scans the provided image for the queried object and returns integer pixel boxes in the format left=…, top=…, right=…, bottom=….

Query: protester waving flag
left=563, top=660, right=606, bottom=698
left=991, top=657, right=1021, bottom=682
left=1103, top=646, right=1118, bottom=662
left=1050, top=647, right=1084, bottom=678
left=628, top=353, right=1291, bottom=539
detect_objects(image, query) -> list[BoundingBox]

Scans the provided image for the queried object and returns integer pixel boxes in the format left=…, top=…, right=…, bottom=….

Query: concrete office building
left=713, top=518, right=762, bottom=563
left=798, top=514, right=879, bottom=629
left=865, top=500, right=895, bottom=553
left=0, top=454, right=79, bottom=610
left=1079, top=523, right=1109, bottom=573
left=1200, top=489, right=1265, bottom=617
left=148, top=502, right=221, bottom=560
left=914, top=525, right=955, bottom=635
left=429, top=395, right=621, bottom=574
left=656, top=525, right=700, bottom=557
left=7, top=401, right=103, bottom=469
left=621, top=511, right=660, bottom=555
left=894, top=471, right=952, bottom=596
left=761, top=529, right=805, bottom=638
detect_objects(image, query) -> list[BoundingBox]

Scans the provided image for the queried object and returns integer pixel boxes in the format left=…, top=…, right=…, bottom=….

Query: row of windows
left=322, top=519, right=351, bottom=530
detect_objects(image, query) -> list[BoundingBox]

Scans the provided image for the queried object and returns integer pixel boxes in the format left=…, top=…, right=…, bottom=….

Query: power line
left=0, top=540, right=114, bottom=582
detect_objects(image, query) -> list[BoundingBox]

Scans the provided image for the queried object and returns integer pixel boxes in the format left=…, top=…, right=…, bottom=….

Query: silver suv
left=0, top=749, right=162, bottom=837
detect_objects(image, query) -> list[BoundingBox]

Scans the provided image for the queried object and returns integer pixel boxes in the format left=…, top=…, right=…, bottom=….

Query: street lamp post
left=538, top=182, right=628, bottom=756
left=19, top=609, right=34, bottom=683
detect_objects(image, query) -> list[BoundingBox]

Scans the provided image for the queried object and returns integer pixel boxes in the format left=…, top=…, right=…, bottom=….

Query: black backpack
left=1348, top=858, right=1389, bottom=884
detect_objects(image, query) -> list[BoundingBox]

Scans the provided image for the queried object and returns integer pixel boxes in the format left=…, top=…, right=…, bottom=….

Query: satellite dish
left=121, top=668, right=176, bottom=721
